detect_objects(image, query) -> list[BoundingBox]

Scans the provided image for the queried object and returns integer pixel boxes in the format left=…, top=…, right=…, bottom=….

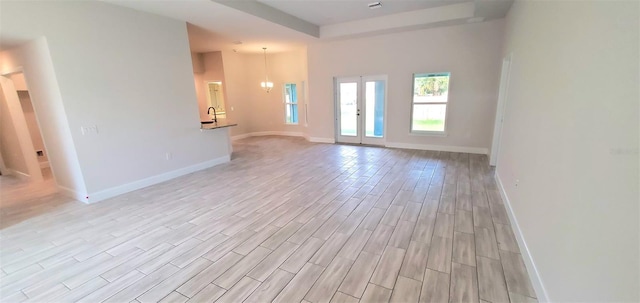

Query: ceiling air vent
left=368, top=2, right=382, bottom=9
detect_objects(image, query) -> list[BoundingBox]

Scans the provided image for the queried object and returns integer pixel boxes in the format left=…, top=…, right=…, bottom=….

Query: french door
left=335, top=75, right=387, bottom=145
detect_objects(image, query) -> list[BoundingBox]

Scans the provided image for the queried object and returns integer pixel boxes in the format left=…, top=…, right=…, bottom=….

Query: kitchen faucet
left=207, top=106, right=217, bottom=123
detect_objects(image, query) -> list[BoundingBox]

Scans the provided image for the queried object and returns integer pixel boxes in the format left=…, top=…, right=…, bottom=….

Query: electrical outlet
left=165, top=152, right=172, bottom=160
left=80, top=125, right=99, bottom=135
left=515, top=179, right=519, bottom=188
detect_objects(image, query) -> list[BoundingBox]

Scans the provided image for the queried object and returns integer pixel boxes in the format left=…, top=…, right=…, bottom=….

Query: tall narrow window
left=411, top=73, right=450, bottom=133
left=284, top=83, right=298, bottom=124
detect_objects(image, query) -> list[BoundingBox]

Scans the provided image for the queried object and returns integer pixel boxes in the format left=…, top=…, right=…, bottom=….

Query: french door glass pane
left=365, top=81, right=384, bottom=138
left=286, top=104, right=298, bottom=124
left=291, top=104, right=298, bottom=123
left=412, top=104, right=446, bottom=132
left=340, top=82, right=358, bottom=136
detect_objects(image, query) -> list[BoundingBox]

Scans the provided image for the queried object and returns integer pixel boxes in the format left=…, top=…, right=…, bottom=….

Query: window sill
left=409, top=131, right=448, bottom=137
left=285, top=123, right=299, bottom=125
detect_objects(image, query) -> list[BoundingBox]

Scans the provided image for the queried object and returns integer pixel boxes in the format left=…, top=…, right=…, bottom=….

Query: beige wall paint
left=0, top=76, right=43, bottom=181
left=220, top=50, right=251, bottom=136
left=191, top=52, right=204, bottom=74
left=307, top=20, right=504, bottom=149
left=194, top=51, right=227, bottom=121
left=1, top=39, right=86, bottom=193
left=18, top=91, right=48, bottom=163
left=8, top=73, right=28, bottom=91
left=1, top=1, right=230, bottom=201
left=244, top=48, right=308, bottom=135
left=0, top=81, right=29, bottom=175
left=498, top=1, right=639, bottom=301
left=219, top=48, right=308, bottom=137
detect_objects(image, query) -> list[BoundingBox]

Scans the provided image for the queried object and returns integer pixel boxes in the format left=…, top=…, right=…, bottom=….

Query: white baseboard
left=251, top=131, right=304, bottom=137
left=230, top=131, right=335, bottom=145
left=84, top=155, right=231, bottom=204
left=495, top=172, right=550, bottom=302
left=57, top=185, right=88, bottom=202
left=308, top=137, right=335, bottom=144
left=39, top=161, right=49, bottom=169
left=231, top=133, right=251, bottom=141
left=232, top=131, right=305, bottom=141
left=385, top=142, right=488, bottom=154
left=7, top=168, right=30, bottom=180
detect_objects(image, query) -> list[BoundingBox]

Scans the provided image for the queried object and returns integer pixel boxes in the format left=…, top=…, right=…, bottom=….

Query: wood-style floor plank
left=389, top=276, right=421, bottom=303
left=304, top=257, right=353, bottom=303
left=273, top=262, right=324, bottom=303
left=245, top=269, right=294, bottom=303
left=398, top=241, right=430, bottom=282
left=421, top=269, right=450, bottom=303
left=360, top=283, right=392, bottom=303
left=450, top=262, right=479, bottom=303
left=370, top=246, right=405, bottom=289
left=500, top=250, right=537, bottom=299
left=0, top=136, right=536, bottom=303
left=477, top=256, right=510, bottom=303
left=338, top=251, right=380, bottom=298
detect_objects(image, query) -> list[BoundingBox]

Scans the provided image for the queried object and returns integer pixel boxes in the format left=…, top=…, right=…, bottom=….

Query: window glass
left=285, top=83, right=298, bottom=124
left=411, top=73, right=450, bottom=133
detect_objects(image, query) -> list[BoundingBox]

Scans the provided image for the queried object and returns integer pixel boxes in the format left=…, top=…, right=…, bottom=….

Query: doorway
left=335, top=75, right=387, bottom=145
left=0, top=72, right=50, bottom=182
left=206, top=81, right=226, bottom=118
left=490, top=54, right=512, bottom=166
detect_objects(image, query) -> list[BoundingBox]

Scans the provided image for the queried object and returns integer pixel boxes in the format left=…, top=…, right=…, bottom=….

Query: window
left=284, top=83, right=298, bottom=124
left=411, top=72, right=450, bottom=133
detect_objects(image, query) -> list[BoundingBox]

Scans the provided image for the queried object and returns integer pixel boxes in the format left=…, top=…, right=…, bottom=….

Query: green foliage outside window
left=414, top=74, right=449, bottom=96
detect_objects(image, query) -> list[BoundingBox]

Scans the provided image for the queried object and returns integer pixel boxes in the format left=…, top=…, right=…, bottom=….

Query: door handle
left=357, top=109, right=360, bottom=116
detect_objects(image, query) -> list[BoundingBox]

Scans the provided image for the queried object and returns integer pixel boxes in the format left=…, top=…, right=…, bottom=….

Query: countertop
left=200, top=120, right=238, bottom=130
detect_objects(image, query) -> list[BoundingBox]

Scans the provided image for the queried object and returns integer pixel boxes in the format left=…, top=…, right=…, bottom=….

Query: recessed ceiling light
left=368, top=2, right=382, bottom=9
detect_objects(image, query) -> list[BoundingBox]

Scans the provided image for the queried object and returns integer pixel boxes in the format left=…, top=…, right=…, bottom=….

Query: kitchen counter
left=200, top=120, right=236, bottom=154
left=200, top=120, right=237, bottom=130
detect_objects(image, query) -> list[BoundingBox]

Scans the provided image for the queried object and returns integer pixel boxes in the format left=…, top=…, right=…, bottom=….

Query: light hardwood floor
left=0, top=136, right=537, bottom=303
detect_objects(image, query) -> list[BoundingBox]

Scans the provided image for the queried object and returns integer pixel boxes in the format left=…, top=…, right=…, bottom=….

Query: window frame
left=283, top=83, right=298, bottom=125
left=410, top=72, right=451, bottom=136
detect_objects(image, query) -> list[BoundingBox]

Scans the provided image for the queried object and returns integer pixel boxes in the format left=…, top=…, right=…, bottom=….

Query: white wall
left=497, top=1, right=639, bottom=302
left=307, top=20, right=505, bottom=150
left=0, top=1, right=231, bottom=202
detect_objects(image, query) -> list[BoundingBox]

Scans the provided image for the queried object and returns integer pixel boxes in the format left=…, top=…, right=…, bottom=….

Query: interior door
left=490, top=54, right=512, bottom=166
left=335, top=75, right=387, bottom=145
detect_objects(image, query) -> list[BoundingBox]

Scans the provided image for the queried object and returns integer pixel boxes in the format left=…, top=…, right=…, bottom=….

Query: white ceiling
left=102, top=0, right=512, bottom=54
left=257, top=0, right=470, bottom=26
left=103, top=0, right=314, bottom=54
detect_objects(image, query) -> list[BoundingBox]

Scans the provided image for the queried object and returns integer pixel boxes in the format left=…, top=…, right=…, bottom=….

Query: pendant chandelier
left=260, top=47, right=273, bottom=93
